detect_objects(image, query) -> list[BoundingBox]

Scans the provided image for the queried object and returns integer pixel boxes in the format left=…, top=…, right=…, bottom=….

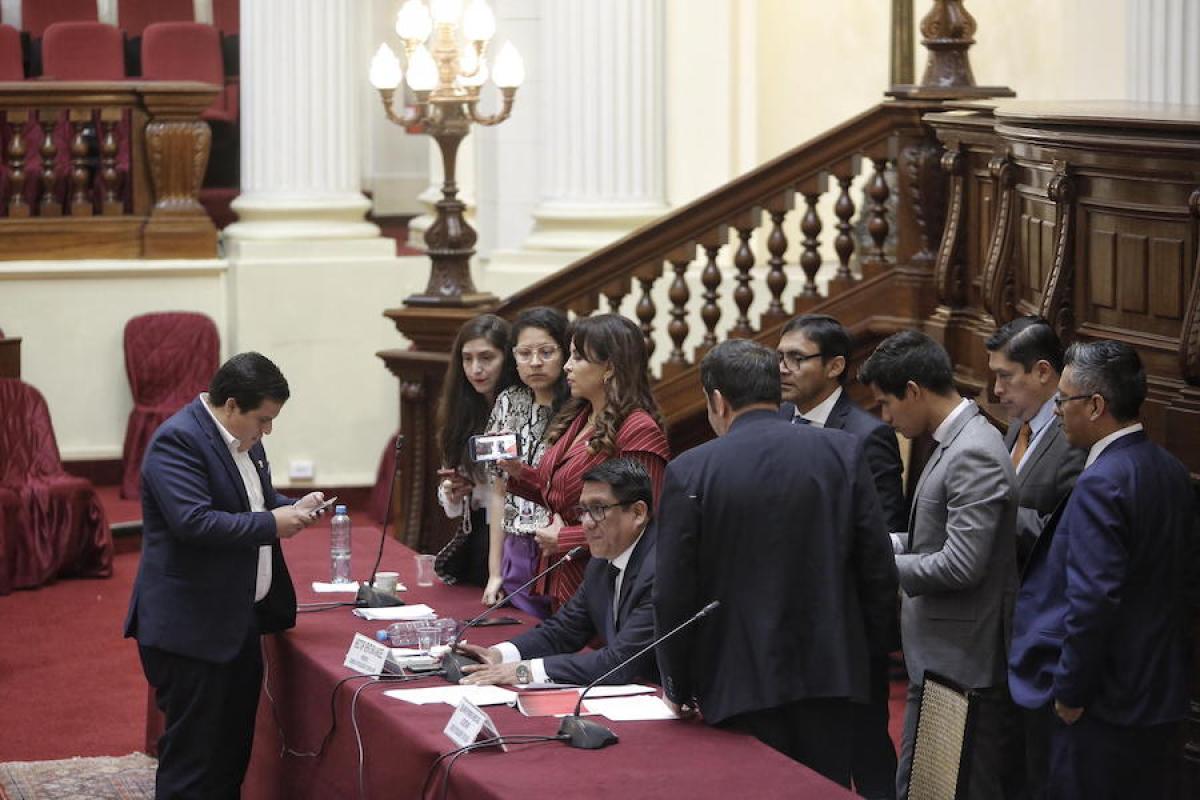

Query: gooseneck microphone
left=559, top=599, right=721, bottom=750
left=356, top=435, right=406, bottom=609
left=441, top=545, right=586, bottom=683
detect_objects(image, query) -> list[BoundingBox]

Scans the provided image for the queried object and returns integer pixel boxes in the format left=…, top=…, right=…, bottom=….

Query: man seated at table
left=457, top=457, right=657, bottom=686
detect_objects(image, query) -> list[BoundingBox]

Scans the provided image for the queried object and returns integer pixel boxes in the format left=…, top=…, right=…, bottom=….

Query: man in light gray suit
left=860, top=331, right=1017, bottom=800
left=985, top=317, right=1084, bottom=799
left=985, top=317, right=1085, bottom=572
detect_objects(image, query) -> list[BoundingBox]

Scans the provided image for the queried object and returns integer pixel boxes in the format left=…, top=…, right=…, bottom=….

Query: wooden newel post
left=888, top=1, right=1013, bottom=100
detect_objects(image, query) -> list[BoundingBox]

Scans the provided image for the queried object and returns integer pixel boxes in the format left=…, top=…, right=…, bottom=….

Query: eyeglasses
left=513, top=345, right=560, bottom=364
left=777, top=349, right=823, bottom=372
left=1053, top=392, right=1094, bottom=408
left=571, top=501, right=632, bottom=523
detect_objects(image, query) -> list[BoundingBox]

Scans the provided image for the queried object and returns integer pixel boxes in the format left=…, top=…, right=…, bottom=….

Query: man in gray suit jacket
left=985, top=317, right=1085, bottom=571
left=860, top=331, right=1018, bottom=800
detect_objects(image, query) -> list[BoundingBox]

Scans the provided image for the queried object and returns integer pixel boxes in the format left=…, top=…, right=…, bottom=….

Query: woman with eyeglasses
left=498, top=313, right=670, bottom=610
left=433, top=314, right=518, bottom=587
left=480, top=307, right=571, bottom=617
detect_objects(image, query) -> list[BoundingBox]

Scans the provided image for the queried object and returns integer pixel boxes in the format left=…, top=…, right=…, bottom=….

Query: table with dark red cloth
left=241, top=529, right=856, bottom=799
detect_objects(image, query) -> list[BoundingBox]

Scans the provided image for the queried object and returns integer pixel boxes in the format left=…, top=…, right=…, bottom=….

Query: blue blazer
left=1009, top=431, right=1195, bottom=726
left=509, top=528, right=657, bottom=685
left=125, top=398, right=297, bottom=664
left=781, top=390, right=909, bottom=532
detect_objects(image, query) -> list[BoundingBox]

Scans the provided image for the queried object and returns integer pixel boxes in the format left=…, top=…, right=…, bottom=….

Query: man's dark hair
left=209, top=352, right=290, bottom=411
left=858, top=330, right=956, bottom=397
left=700, top=339, right=781, bottom=410
left=582, top=457, right=653, bottom=514
left=985, top=315, right=1064, bottom=373
left=1063, top=340, right=1146, bottom=422
left=781, top=314, right=852, bottom=385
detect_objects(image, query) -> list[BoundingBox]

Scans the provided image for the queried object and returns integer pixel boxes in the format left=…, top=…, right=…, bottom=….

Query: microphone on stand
left=558, top=599, right=721, bottom=750
left=356, top=435, right=406, bottom=609
left=441, top=545, right=586, bottom=683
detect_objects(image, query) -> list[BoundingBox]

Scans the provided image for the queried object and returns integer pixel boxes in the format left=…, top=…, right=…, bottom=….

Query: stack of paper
left=311, top=581, right=360, bottom=593
left=515, top=685, right=656, bottom=718
left=352, top=604, right=436, bottom=621
left=384, top=684, right=516, bottom=707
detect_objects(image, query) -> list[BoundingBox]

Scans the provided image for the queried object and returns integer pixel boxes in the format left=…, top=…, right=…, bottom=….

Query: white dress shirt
left=792, top=386, right=843, bottom=428
left=1084, top=423, right=1144, bottom=470
left=200, top=394, right=272, bottom=602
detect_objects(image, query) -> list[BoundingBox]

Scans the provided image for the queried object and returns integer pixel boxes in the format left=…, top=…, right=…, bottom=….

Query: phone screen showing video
left=470, top=433, right=520, bottom=462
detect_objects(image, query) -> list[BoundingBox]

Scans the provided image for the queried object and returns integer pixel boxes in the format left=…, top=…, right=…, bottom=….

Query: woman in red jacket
left=499, top=313, right=669, bottom=609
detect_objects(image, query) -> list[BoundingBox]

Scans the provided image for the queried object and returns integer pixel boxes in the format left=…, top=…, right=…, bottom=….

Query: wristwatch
left=515, top=661, right=532, bottom=685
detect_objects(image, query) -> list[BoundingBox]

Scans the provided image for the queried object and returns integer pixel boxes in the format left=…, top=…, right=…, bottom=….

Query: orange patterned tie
left=1011, top=421, right=1033, bottom=468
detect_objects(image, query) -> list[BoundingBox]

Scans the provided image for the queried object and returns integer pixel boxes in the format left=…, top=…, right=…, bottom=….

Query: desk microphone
left=441, top=545, right=586, bottom=683
left=356, top=435, right=406, bottom=609
left=559, top=599, right=720, bottom=750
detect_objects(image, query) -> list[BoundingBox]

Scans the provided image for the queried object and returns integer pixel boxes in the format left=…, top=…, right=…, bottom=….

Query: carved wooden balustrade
left=379, top=99, right=954, bottom=554
left=0, top=81, right=219, bottom=259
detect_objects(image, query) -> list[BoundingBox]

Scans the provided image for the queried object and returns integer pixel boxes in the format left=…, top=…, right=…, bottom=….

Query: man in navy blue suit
left=457, top=457, right=657, bottom=686
left=1009, top=340, right=1196, bottom=799
left=125, top=352, right=326, bottom=799
left=776, top=314, right=905, bottom=799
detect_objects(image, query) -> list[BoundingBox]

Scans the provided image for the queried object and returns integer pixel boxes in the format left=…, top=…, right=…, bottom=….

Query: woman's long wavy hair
left=545, top=313, right=665, bottom=456
left=510, top=306, right=571, bottom=419
left=437, top=314, right=517, bottom=475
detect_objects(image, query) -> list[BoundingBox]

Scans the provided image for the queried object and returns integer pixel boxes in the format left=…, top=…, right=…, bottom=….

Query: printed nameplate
left=344, top=632, right=389, bottom=676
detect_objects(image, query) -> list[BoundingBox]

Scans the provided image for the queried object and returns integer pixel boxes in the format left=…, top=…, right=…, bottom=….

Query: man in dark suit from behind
left=125, top=352, right=326, bottom=799
left=777, top=313, right=905, bottom=799
left=985, top=316, right=1085, bottom=572
left=458, top=457, right=658, bottom=686
left=654, top=339, right=898, bottom=787
left=1009, top=340, right=1196, bottom=800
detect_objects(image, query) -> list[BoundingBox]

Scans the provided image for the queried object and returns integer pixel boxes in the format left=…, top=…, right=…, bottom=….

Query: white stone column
left=224, top=0, right=382, bottom=242
left=1128, top=0, right=1200, bottom=104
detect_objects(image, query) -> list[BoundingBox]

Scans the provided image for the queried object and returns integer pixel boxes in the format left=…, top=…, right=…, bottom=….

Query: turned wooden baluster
left=762, top=191, right=794, bottom=329
left=829, top=159, right=861, bottom=295
left=38, top=111, right=61, bottom=217
left=695, top=227, right=727, bottom=359
left=6, top=112, right=30, bottom=218
left=663, top=246, right=694, bottom=377
left=729, top=208, right=760, bottom=338
left=68, top=111, right=93, bottom=216
left=793, top=173, right=826, bottom=310
left=602, top=276, right=630, bottom=314
left=862, top=156, right=891, bottom=276
left=99, top=111, right=122, bottom=215
left=634, top=264, right=659, bottom=360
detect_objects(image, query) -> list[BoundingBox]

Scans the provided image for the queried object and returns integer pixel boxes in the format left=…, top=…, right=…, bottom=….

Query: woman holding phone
left=499, top=313, right=670, bottom=609
left=481, top=307, right=570, bottom=617
left=433, top=314, right=517, bottom=587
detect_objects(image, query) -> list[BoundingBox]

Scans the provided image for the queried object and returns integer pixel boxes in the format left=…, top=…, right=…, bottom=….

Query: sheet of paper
left=384, top=684, right=517, bottom=707
left=510, top=683, right=655, bottom=696
left=352, top=604, right=436, bottom=621
left=584, top=694, right=679, bottom=722
left=311, top=581, right=360, bottom=593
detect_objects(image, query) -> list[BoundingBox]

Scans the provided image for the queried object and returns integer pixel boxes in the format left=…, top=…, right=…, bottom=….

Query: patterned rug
left=0, top=753, right=155, bottom=800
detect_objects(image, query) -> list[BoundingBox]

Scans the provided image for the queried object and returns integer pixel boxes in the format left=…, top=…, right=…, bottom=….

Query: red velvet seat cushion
left=0, top=379, right=113, bottom=595
left=141, top=22, right=233, bottom=121
left=0, top=24, right=24, bottom=80
left=121, top=312, right=219, bottom=499
left=42, top=21, right=125, bottom=81
left=117, top=0, right=194, bottom=37
left=20, top=0, right=97, bottom=38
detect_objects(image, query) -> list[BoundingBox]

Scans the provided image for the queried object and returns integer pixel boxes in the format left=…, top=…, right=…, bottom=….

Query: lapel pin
left=256, top=459, right=265, bottom=469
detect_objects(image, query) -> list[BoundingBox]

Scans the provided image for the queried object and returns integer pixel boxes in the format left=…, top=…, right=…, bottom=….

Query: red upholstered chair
left=117, top=0, right=193, bottom=37
left=20, top=0, right=97, bottom=38
left=0, top=379, right=113, bottom=595
left=41, top=21, right=125, bottom=80
left=0, top=24, right=24, bottom=79
left=212, top=0, right=239, bottom=34
left=121, top=312, right=219, bottom=499
left=141, top=22, right=234, bottom=122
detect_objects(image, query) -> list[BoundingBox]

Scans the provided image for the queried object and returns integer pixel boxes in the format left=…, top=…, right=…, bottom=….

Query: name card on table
left=344, top=632, right=390, bottom=676
left=444, top=698, right=506, bottom=752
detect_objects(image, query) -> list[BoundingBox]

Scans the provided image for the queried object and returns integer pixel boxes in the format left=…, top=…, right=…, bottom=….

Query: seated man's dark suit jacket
left=1004, top=416, right=1084, bottom=571
left=654, top=410, right=898, bottom=725
left=1009, top=431, right=1194, bottom=727
left=508, top=527, right=657, bottom=685
left=125, top=397, right=297, bottom=663
left=782, top=391, right=908, bottom=533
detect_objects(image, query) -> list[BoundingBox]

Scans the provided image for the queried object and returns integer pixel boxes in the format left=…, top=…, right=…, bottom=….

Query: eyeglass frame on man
left=571, top=500, right=633, bottom=523
left=1053, top=392, right=1095, bottom=409
left=777, top=349, right=823, bottom=372
left=512, top=344, right=561, bottom=364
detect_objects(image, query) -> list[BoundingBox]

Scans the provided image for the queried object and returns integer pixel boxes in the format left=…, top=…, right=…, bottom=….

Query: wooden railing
left=0, top=81, right=219, bottom=259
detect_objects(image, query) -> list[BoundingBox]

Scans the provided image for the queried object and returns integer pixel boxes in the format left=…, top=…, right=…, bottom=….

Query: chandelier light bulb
left=406, top=44, right=439, bottom=92
left=395, top=0, right=432, bottom=42
left=462, top=0, right=496, bottom=42
left=369, top=43, right=403, bottom=90
left=430, top=0, right=463, bottom=24
left=491, top=41, right=524, bottom=88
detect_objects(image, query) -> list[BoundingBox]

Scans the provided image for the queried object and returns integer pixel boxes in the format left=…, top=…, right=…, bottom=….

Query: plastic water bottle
left=330, top=505, right=352, bottom=583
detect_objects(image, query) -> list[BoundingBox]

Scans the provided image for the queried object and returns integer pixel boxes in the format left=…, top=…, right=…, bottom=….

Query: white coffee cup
left=374, top=571, right=400, bottom=594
